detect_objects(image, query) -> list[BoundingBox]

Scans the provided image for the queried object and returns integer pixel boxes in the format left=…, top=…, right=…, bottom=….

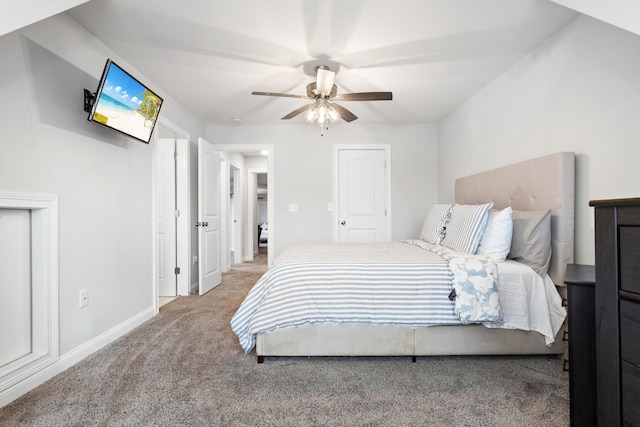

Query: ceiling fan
left=251, top=65, right=392, bottom=125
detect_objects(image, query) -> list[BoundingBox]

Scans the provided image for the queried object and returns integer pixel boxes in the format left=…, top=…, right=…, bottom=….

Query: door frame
left=152, top=117, right=191, bottom=313
left=213, top=144, right=274, bottom=267
left=248, top=168, right=268, bottom=259
left=332, top=144, right=391, bottom=242
left=228, top=163, right=242, bottom=266
left=156, top=137, right=178, bottom=297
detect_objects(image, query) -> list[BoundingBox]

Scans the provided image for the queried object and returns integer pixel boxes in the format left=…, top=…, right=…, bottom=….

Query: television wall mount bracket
left=83, top=89, right=96, bottom=113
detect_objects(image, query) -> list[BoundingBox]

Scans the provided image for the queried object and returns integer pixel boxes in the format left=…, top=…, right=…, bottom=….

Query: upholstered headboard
left=455, top=152, right=575, bottom=286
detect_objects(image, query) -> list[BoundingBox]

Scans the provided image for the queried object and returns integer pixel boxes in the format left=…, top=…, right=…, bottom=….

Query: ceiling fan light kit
left=306, top=99, right=338, bottom=122
left=305, top=100, right=340, bottom=137
left=252, top=65, right=392, bottom=136
left=314, top=65, right=335, bottom=97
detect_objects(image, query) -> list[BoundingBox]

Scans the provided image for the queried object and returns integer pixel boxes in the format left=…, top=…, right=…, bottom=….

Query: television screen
left=87, top=59, right=163, bottom=144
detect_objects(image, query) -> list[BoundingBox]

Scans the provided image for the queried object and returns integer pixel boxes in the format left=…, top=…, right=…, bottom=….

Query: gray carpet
left=0, top=254, right=570, bottom=426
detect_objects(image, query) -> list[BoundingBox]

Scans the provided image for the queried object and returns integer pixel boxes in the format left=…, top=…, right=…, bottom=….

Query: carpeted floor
left=0, top=252, right=570, bottom=426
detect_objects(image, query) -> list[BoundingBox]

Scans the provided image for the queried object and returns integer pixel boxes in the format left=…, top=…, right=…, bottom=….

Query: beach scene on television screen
left=92, top=64, right=161, bottom=142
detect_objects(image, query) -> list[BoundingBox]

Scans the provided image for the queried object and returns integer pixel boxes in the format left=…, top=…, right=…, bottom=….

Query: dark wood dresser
left=590, top=197, right=640, bottom=426
left=565, top=263, right=596, bottom=427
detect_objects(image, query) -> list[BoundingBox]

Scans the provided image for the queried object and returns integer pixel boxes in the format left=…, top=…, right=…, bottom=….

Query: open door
left=197, top=137, right=222, bottom=295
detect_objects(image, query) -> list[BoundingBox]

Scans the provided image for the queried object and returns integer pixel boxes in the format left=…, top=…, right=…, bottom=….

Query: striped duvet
left=231, top=241, right=501, bottom=354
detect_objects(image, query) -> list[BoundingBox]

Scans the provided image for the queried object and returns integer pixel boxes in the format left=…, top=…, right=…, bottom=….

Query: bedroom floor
left=0, top=247, right=569, bottom=426
left=159, top=296, right=176, bottom=307
left=254, top=247, right=267, bottom=264
left=236, top=246, right=267, bottom=268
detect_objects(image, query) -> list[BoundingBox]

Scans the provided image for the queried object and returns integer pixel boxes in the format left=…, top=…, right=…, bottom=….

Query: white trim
left=219, top=153, right=230, bottom=272
left=0, top=192, right=58, bottom=404
left=0, top=306, right=155, bottom=408
left=175, top=135, right=190, bottom=296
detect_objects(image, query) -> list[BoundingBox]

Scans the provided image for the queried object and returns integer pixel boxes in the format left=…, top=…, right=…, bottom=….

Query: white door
left=156, top=138, right=177, bottom=297
left=336, top=147, right=389, bottom=242
left=198, top=137, right=222, bottom=295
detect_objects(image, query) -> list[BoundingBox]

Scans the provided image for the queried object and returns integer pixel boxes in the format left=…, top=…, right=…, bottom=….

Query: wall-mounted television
left=85, top=59, right=163, bottom=144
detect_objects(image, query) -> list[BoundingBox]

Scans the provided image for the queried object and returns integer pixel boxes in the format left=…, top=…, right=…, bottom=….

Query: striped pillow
left=441, top=203, right=493, bottom=254
left=420, top=204, right=453, bottom=245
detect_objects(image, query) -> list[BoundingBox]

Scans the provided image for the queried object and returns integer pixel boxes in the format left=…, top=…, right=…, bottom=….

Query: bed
left=258, top=223, right=268, bottom=247
left=232, top=152, right=575, bottom=362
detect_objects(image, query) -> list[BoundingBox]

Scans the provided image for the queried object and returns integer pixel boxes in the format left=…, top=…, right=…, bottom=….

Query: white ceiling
left=0, top=0, right=90, bottom=37
left=67, top=0, right=577, bottom=126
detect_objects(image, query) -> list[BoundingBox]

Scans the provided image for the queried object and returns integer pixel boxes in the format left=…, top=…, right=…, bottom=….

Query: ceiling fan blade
left=252, top=91, right=311, bottom=99
left=281, top=103, right=315, bottom=120
left=334, top=92, right=393, bottom=101
left=329, top=102, right=358, bottom=123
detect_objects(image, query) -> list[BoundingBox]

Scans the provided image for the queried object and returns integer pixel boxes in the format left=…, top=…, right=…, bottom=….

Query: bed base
left=255, top=323, right=564, bottom=363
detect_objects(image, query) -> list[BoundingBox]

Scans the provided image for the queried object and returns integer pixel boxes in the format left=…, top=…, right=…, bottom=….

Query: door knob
left=340, top=220, right=346, bottom=225
left=203, top=221, right=208, bottom=227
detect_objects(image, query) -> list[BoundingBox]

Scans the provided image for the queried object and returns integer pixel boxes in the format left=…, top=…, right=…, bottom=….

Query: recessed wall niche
left=0, top=192, right=58, bottom=397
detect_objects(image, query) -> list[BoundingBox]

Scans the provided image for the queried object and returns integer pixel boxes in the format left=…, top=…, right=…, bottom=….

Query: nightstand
left=564, top=263, right=596, bottom=427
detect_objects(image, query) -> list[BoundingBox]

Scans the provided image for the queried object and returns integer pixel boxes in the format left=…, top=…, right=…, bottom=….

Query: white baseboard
left=0, top=306, right=155, bottom=409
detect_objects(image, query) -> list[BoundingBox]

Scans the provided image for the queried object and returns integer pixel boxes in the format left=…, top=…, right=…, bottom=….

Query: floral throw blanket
left=403, top=240, right=502, bottom=324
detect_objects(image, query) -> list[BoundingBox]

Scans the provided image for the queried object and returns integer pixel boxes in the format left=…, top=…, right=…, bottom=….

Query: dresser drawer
left=620, top=226, right=640, bottom=295
left=622, top=361, right=640, bottom=425
left=621, top=300, right=640, bottom=367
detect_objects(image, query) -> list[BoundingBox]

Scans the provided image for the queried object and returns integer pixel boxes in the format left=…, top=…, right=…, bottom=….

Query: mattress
left=231, top=241, right=566, bottom=353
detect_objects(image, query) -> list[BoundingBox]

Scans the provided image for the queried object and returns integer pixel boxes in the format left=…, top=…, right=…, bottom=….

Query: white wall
left=438, top=14, right=640, bottom=265
left=207, top=123, right=438, bottom=258
left=0, top=13, right=204, bottom=401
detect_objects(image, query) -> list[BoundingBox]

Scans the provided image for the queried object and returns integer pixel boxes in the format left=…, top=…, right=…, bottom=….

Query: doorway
left=256, top=173, right=268, bottom=251
left=228, top=164, right=241, bottom=265
left=154, top=118, right=191, bottom=311
left=213, top=144, right=274, bottom=268
left=156, top=137, right=177, bottom=298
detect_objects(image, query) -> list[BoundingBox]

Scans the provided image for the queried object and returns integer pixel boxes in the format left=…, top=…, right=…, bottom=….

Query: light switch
left=327, top=203, right=334, bottom=212
left=288, top=203, right=298, bottom=212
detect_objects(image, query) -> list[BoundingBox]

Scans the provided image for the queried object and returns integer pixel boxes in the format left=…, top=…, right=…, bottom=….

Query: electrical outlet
left=79, top=289, right=88, bottom=308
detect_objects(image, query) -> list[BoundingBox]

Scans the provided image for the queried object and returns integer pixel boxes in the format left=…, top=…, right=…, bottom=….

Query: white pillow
left=476, top=207, right=513, bottom=262
left=441, top=203, right=493, bottom=254
left=420, top=204, right=453, bottom=245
